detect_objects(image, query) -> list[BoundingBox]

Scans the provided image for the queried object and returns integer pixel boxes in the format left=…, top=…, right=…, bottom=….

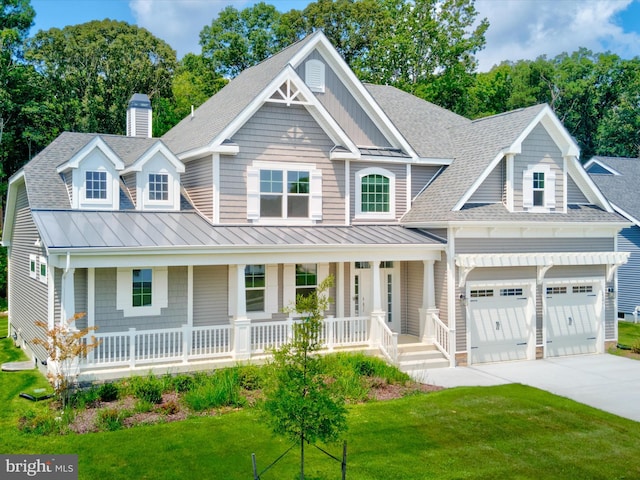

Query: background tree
left=25, top=20, right=178, bottom=137
left=262, top=276, right=347, bottom=479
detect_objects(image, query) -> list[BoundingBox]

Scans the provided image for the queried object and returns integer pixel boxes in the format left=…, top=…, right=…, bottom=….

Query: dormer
left=57, top=136, right=124, bottom=210
left=121, top=141, right=185, bottom=211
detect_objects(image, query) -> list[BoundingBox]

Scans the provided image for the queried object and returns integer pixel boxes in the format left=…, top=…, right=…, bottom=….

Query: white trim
left=610, top=203, right=640, bottom=228
left=355, top=167, right=396, bottom=220
left=56, top=136, right=125, bottom=173
left=583, top=158, right=622, bottom=176
left=29, top=254, right=37, bottom=279
left=405, top=164, right=411, bottom=213
left=121, top=142, right=184, bottom=175
left=344, top=160, right=350, bottom=225
left=523, top=163, right=556, bottom=212
left=454, top=152, right=504, bottom=211
left=116, top=266, right=168, bottom=317
left=568, top=156, right=614, bottom=212
left=212, top=153, right=220, bottom=224
left=88, top=268, right=95, bottom=330
left=510, top=106, right=580, bottom=158
left=456, top=251, right=629, bottom=269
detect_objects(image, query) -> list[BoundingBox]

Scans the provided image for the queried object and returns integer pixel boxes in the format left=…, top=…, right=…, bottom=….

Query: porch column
left=336, top=262, right=345, bottom=318
left=371, top=260, right=382, bottom=313
left=419, top=260, right=438, bottom=342
left=61, top=267, right=76, bottom=325
left=233, top=264, right=251, bottom=360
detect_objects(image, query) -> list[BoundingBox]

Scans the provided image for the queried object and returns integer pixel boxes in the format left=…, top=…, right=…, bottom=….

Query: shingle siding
left=94, top=267, right=188, bottom=333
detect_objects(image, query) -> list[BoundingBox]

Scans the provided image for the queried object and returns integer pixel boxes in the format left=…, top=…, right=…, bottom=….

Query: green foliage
left=18, top=408, right=61, bottom=435
left=235, top=364, right=263, bottom=390
left=97, top=382, right=119, bottom=402
left=169, top=374, right=196, bottom=393
left=96, top=407, right=125, bottom=431
left=131, top=374, right=163, bottom=405
left=183, top=368, right=245, bottom=411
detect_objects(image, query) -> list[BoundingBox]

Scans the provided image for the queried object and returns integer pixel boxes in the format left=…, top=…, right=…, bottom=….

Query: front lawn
left=0, top=314, right=7, bottom=339
left=2, top=338, right=640, bottom=479
left=611, top=321, right=640, bottom=360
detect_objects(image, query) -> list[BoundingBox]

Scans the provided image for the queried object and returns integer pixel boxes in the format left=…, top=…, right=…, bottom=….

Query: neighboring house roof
left=31, top=210, right=444, bottom=250
left=22, top=132, right=159, bottom=210
left=587, top=156, right=640, bottom=224
left=365, top=84, right=469, bottom=160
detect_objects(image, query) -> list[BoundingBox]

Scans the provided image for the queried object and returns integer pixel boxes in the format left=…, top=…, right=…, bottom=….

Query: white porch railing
left=373, top=314, right=398, bottom=364
left=431, top=312, right=454, bottom=362
left=82, top=316, right=370, bottom=370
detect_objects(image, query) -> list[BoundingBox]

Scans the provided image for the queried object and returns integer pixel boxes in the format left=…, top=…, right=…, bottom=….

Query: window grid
left=573, top=285, right=593, bottom=293
left=245, top=265, right=266, bottom=312
left=86, top=171, right=107, bottom=199
left=296, top=263, right=317, bottom=299
left=132, top=269, right=152, bottom=307
left=259, top=169, right=309, bottom=218
left=470, top=289, right=494, bottom=298
left=361, top=174, right=390, bottom=213
left=149, top=173, right=169, bottom=201
left=547, top=287, right=567, bottom=295
left=500, top=288, right=523, bottom=297
left=533, top=171, right=545, bottom=206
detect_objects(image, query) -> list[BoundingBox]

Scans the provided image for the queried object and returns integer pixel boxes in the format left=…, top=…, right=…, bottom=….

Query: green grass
left=2, top=338, right=640, bottom=479
left=0, top=314, right=7, bottom=338
left=618, top=320, right=640, bottom=347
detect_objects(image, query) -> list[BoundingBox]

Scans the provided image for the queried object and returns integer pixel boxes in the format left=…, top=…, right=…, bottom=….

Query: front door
left=353, top=261, right=401, bottom=332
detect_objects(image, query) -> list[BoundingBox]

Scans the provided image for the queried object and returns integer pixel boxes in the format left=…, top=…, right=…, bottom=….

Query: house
left=2, top=32, right=629, bottom=381
left=585, top=156, right=640, bottom=321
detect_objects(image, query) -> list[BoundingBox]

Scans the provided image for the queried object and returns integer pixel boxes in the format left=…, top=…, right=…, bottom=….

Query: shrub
left=236, top=365, right=263, bottom=390
left=132, top=375, right=163, bottom=404
left=184, top=369, right=245, bottom=411
left=70, top=386, right=100, bottom=409
left=632, top=340, right=640, bottom=354
left=96, top=408, right=125, bottom=431
left=18, top=410, right=61, bottom=435
left=170, top=374, right=195, bottom=393
left=97, top=382, right=119, bottom=402
left=157, top=399, right=180, bottom=415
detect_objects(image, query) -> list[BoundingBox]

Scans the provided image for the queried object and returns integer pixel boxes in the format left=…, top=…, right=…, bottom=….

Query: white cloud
left=129, top=0, right=244, bottom=57
left=475, top=0, right=640, bottom=71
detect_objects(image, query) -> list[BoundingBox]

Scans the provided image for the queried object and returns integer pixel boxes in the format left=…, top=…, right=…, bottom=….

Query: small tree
left=261, top=276, right=347, bottom=479
left=33, top=313, right=101, bottom=407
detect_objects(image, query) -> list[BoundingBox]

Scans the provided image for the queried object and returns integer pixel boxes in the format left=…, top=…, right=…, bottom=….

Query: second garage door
left=468, top=284, right=535, bottom=364
left=545, top=282, right=602, bottom=357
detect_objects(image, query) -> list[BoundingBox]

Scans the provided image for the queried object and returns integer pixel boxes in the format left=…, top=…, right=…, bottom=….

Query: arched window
left=356, top=167, right=396, bottom=219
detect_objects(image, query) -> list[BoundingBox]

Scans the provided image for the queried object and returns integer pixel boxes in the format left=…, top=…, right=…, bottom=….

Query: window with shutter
left=522, top=164, right=556, bottom=212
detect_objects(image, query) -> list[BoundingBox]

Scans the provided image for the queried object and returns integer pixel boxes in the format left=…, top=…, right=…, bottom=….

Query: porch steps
left=397, top=342, right=450, bottom=372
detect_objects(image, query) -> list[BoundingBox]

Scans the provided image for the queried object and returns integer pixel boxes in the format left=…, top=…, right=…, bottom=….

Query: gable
left=295, top=49, right=391, bottom=148
left=586, top=162, right=616, bottom=175
left=467, top=159, right=505, bottom=204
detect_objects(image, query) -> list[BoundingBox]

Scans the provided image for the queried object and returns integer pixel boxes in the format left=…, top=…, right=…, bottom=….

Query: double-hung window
left=260, top=169, right=309, bottom=218
left=247, top=162, right=322, bottom=222
left=245, top=265, right=266, bottom=312
left=132, top=269, right=152, bottom=307
left=523, top=164, right=556, bottom=211
left=149, top=173, right=168, bottom=201
left=85, top=171, right=107, bottom=199
left=295, top=264, right=317, bottom=300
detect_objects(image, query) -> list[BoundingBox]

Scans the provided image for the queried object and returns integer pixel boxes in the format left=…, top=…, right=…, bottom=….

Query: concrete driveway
left=409, top=354, right=640, bottom=422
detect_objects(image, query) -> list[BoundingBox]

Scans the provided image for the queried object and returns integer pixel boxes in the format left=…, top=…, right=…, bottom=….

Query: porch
left=79, top=312, right=454, bottom=381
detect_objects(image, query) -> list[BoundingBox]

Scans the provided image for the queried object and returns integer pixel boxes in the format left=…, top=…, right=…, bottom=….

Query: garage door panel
left=468, top=286, right=533, bottom=364
left=546, top=285, right=600, bottom=357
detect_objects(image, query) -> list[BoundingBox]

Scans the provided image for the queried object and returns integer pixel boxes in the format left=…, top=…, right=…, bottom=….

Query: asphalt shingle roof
left=588, top=156, right=640, bottom=221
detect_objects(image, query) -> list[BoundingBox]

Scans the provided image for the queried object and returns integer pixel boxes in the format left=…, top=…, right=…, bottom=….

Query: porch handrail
left=374, top=314, right=398, bottom=364
left=431, top=313, right=453, bottom=361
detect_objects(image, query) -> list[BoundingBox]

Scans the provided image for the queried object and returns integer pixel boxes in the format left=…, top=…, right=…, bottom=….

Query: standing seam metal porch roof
left=31, top=210, right=444, bottom=250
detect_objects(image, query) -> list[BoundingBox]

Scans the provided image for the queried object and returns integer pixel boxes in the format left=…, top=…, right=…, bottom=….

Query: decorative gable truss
left=455, top=106, right=613, bottom=214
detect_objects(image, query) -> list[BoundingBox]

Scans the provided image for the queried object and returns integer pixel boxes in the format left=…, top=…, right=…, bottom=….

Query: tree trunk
left=300, top=432, right=305, bottom=479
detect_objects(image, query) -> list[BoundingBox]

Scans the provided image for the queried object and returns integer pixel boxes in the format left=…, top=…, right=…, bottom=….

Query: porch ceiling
left=32, top=210, right=445, bottom=251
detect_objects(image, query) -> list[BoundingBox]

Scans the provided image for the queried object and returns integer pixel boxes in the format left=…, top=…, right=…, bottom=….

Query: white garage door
left=546, top=283, right=601, bottom=357
left=468, top=285, right=534, bottom=364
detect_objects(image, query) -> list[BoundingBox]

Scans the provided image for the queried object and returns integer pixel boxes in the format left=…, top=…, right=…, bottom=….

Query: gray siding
left=434, top=260, right=448, bottom=324
left=183, top=156, right=214, bottom=221
left=296, top=50, right=390, bottom=147
left=567, top=175, right=589, bottom=204
left=513, top=123, right=564, bottom=212
left=405, top=261, right=423, bottom=336
left=468, top=158, right=505, bottom=204
left=7, top=184, right=49, bottom=360
left=456, top=237, right=614, bottom=254
left=75, top=268, right=88, bottom=330
left=223, top=103, right=343, bottom=224
left=193, top=265, right=228, bottom=326
left=411, top=165, right=441, bottom=199
left=618, top=226, right=640, bottom=314
left=94, top=267, right=188, bottom=333
left=350, top=162, right=406, bottom=222
left=344, top=262, right=352, bottom=317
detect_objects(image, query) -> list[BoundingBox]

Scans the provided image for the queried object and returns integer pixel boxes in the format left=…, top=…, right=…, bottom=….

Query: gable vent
left=127, top=93, right=152, bottom=138
left=305, top=59, right=325, bottom=93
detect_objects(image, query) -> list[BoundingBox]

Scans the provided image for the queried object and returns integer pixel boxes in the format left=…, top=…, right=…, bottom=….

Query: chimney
left=126, top=93, right=152, bottom=138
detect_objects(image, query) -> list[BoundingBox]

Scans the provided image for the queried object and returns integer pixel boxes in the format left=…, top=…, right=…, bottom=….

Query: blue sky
left=30, top=0, right=640, bottom=71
